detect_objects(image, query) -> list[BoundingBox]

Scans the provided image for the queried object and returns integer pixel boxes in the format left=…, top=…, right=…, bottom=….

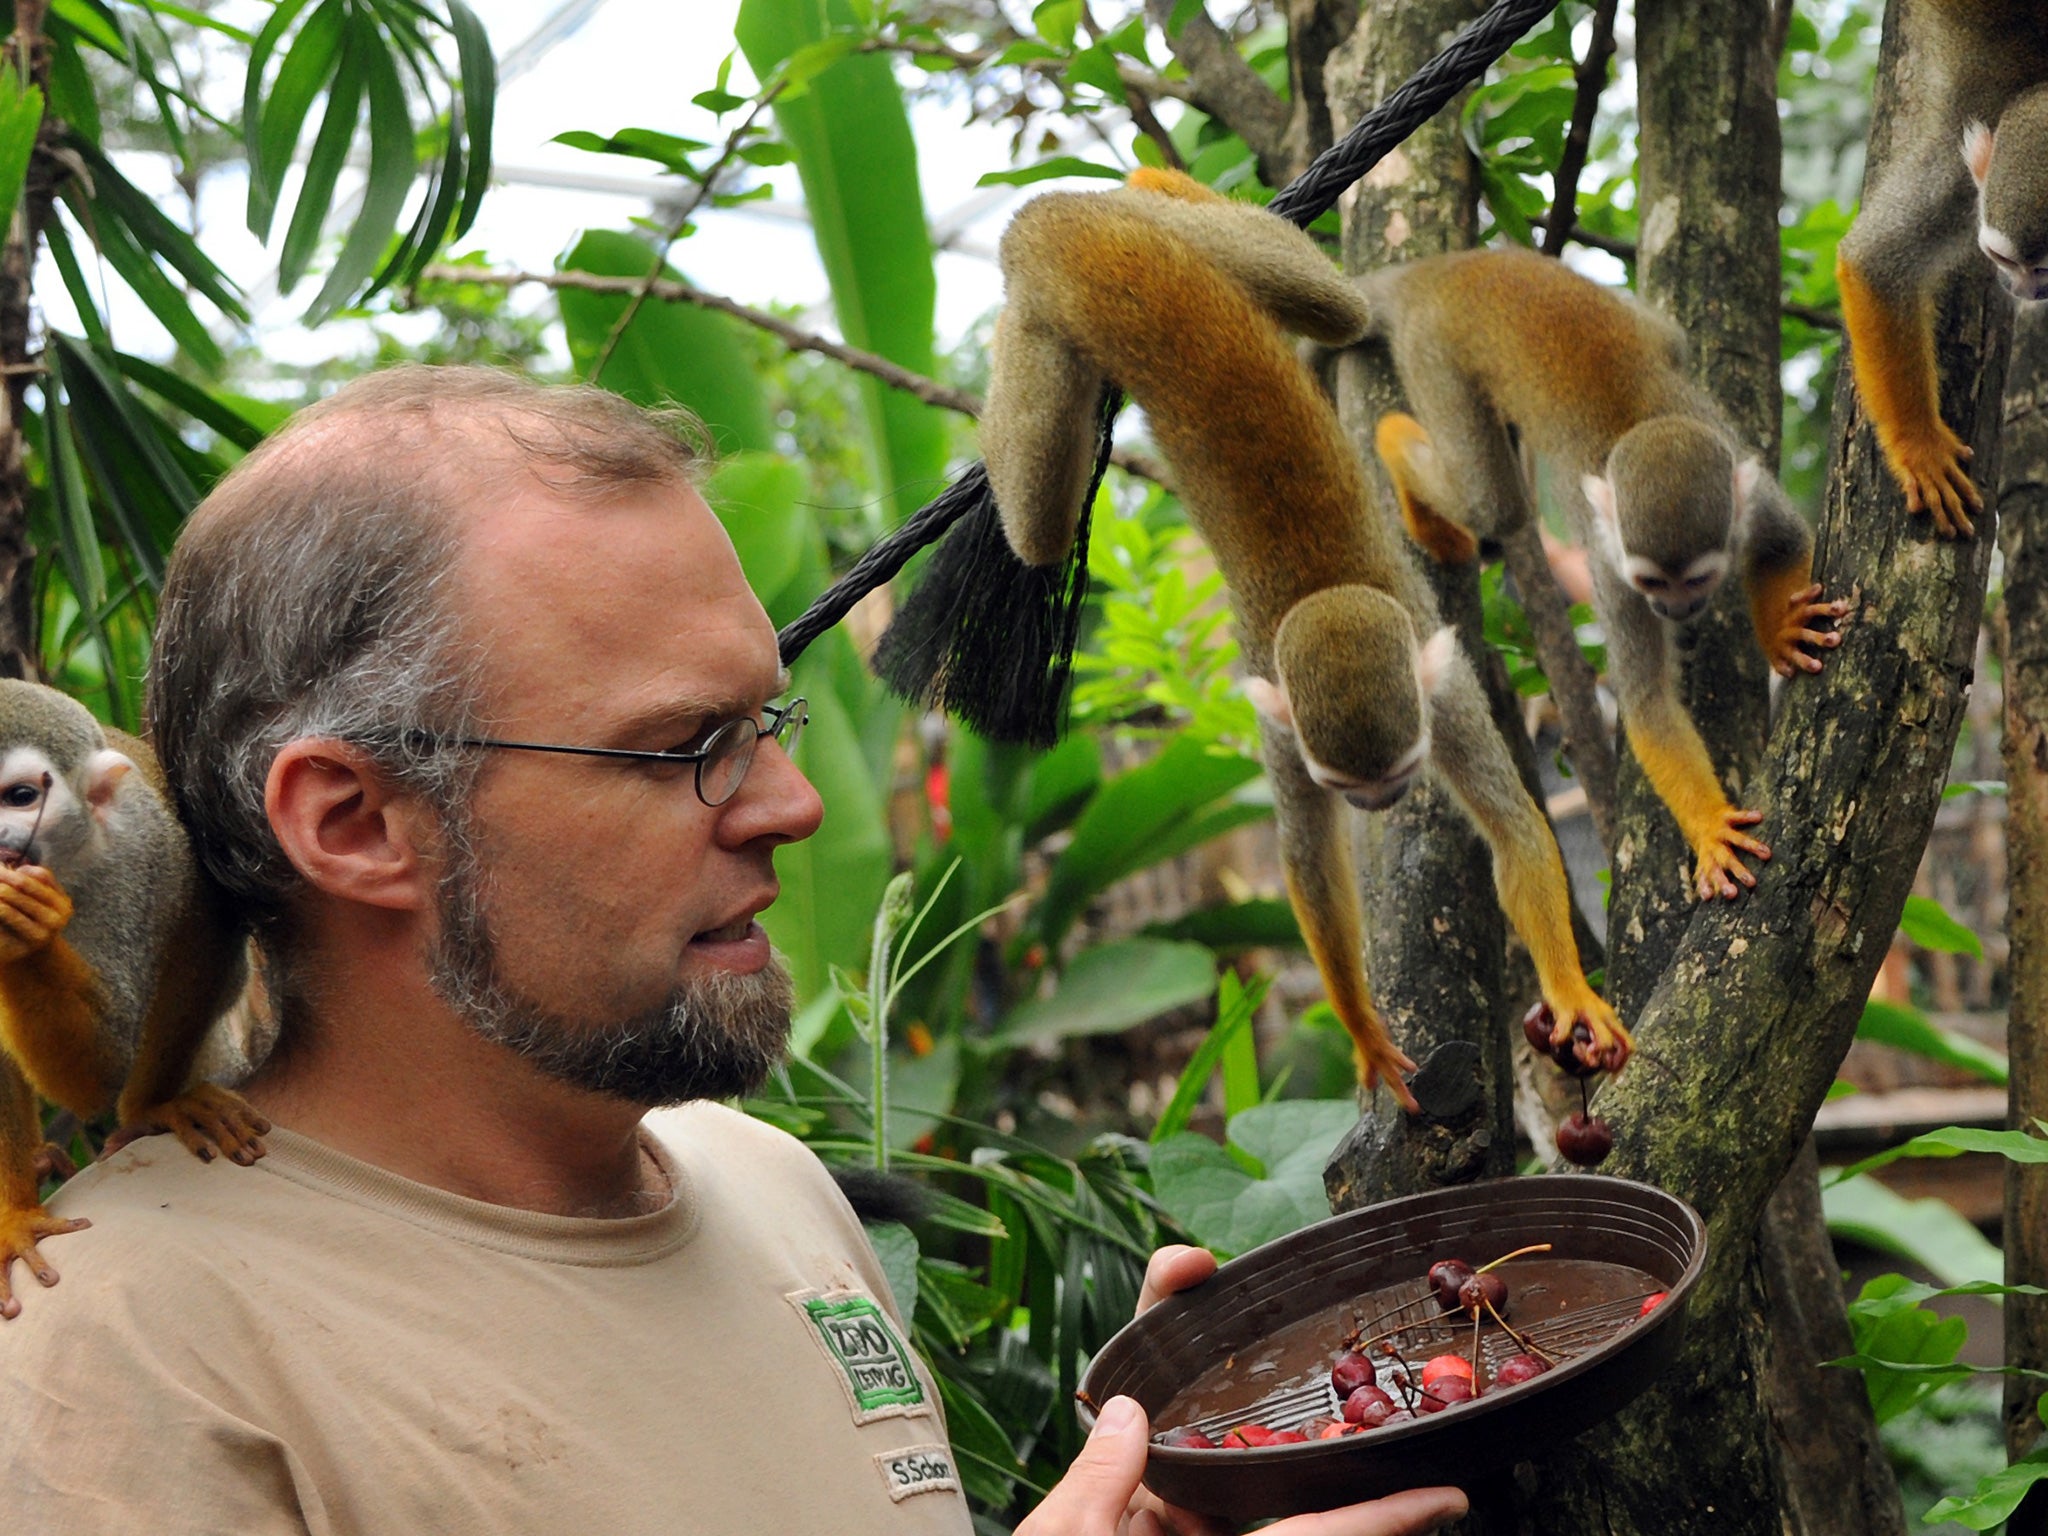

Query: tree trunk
left=0, top=0, right=53, bottom=682
left=1998, top=298, right=2048, bottom=1536
left=1321, top=0, right=1520, bottom=1208
left=1515, top=0, right=2012, bottom=1526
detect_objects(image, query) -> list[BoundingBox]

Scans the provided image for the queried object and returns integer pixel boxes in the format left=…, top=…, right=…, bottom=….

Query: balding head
left=148, top=364, right=711, bottom=944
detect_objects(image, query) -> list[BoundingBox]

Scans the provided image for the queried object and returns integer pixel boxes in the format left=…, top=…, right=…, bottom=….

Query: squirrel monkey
left=981, top=171, right=1625, bottom=1110
left=1360, top=248, right=1849, bottom=902
left=1835, top=0, right=2048, bottom=535
left=0, top=680, right=264, bottom=1318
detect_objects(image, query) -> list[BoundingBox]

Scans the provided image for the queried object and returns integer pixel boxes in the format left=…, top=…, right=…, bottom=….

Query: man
left=0, top=367, right=1463, bottom=1536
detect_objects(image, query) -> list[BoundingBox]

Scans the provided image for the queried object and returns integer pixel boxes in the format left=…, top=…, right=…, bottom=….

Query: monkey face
left=1589, top=419, right=1745, bottom=622
left=1622, top=551, right=1729, bottom=622
left=0, top=744, right=123, bottom=871
left=1969, top=93, right=2048, bottom=303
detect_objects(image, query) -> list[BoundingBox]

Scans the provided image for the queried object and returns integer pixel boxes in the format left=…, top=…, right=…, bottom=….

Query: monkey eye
left=1685, top=573, right=1714, bottom=589
left=0, top=782, right=40, bottom=808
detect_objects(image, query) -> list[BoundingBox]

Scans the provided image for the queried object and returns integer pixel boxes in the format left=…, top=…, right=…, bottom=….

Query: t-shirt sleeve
left=1, top=1310, right=317, bottom=1535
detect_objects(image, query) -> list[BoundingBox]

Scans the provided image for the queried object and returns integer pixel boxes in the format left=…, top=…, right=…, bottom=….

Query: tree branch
left=1502, top=523, right=1618, bottom=851
left=416, top=264, right=1168, bottom=484
left=1539, top=0, right=1618, bottom=255
left=1140, top=0, right=1291, bottom=181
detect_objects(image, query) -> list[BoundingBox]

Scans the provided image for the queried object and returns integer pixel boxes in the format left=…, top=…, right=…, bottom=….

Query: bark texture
left=1515, top=0, right=2012, bottom=1525
left=0, top=0, right=53, bottom=682
left=1320, top=0, right=1519, bottom=1208
left=1998, top=298, right=2048, bottom=1536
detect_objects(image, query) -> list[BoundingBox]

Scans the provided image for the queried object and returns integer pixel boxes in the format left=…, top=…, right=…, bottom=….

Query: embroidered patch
left=791, top=1289, right=929, bottom=1421
left=875, top=1443, right=961, bottom=1503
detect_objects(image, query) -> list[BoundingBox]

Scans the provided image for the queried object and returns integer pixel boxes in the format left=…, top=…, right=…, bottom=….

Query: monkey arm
left=1601, top=570, right=1771, bottom=901
left=1426, top=654, right=1629, bottom=1070
left=108, top=881, right=266, bottom=1169
left=1263, top=731, right=1420, bottom=1113
left=0, top=1020, right=91, bottom=1320
left=1835, top=142, right=1984, bottom=536
left=1740, top=482, right=1849, bottom=678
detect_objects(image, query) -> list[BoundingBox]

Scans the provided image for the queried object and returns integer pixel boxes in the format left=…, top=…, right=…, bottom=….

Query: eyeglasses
left=405, top=699, right=807, bottom=809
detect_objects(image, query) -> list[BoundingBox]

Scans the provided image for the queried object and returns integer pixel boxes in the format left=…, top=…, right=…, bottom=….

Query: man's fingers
left=1138, top=1246, right=1217, bottom=1315
left=1014, top=1396, right=1151, bottom=1535
left=1266, top=1485, right=1471, bottom=1536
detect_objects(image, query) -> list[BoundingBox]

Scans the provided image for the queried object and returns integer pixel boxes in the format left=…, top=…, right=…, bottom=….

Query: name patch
left=790, top=1289, right=930, bottom=1421
left=876, top=1443, right=961, bottom=1503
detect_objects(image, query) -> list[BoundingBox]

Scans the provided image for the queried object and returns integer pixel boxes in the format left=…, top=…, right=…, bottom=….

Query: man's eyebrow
left=609, top=668, right=793, bottom=743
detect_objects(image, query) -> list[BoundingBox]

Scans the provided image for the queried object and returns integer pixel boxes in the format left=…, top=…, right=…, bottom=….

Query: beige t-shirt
left=0, top=1104, right=974, bottom=1536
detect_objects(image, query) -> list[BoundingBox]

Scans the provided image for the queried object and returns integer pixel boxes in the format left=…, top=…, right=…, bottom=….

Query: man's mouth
left=695, top=918, right=759, bottom=944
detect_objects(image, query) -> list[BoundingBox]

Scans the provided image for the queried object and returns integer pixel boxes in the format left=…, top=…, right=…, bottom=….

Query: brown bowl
left=1076, top=1173, right=1706, bottom=1522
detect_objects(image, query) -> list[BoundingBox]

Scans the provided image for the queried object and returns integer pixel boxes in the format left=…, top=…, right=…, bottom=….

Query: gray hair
left=146, top=364, right=708, bottom=944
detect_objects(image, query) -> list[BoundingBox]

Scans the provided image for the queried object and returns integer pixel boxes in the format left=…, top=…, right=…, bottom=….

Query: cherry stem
left=1578, top=1076, right=1589, bottom=1117
left=1485, top=1295, right=1559, bottom=1362
left=1470, top=1307, right=1484, bottom=1389
left=1477, top=1242, right=1552, bottom=1275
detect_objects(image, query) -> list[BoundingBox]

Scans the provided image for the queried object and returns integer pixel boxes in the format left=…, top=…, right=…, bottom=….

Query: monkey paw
left=1767, top=584, right=1851, bottom=678
left=104, top=1083, right=270, bottom=1168
left=0, top=1199, right=90, bottom=1320
left=30, top=1141, right=76, bottom=1187
left=1886, top=426, right=1981, bottom=539
left=1689, top=808, right=1770, bottom=901
left=1351, top=1035, right=1421, bottom=1116
left=1376, top=414, right=1478, bottom=566
left=0, top=864, right=71, bottom=963
left=1547, top=993, right=1633, bottom=1074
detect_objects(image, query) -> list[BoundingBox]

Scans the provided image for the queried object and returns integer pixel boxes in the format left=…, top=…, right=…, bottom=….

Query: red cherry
left=1522, top=999, right=1556, bottom=1052
left=1318, top=1420, right=1359, bottom=1439
left=1163, top=1427, right=1216, bottom=1449
left=1494, top=1353, right=1549, bottom=1386
left=1269, top=1429, right=1309, bottom=1444
left=1428, top=1378, right=1476, bottom=1408
left=1639, top=1291, right=1668, bottom=1317
left=1428, top=1258, right=1476, bottom=1311
left=1343, top=1384, right=1397, bottom=1426
left=1331, top=1352, right=1376, bottom=1398
left=1222, top=1423, right=1279, bottom=1448
left=1421, top=1354, right=1473, bottom=1388
left=1458, top=1271, right=1509, bottom=1317
left=1557, top=1111, right=1614, bottom=1166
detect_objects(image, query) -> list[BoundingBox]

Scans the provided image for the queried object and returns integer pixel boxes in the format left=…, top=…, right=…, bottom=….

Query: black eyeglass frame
left=402, top=698, right=807, bottom=809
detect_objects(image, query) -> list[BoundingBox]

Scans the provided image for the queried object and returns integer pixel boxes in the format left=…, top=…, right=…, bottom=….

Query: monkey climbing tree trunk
left=0, top=0, right=53, bottom=683
left=1998, top=299, right=2048, bottom=1536
left=1320, top=0, right=1521, bottom=1210
left=1513, top=0, right=2011, bottom=1529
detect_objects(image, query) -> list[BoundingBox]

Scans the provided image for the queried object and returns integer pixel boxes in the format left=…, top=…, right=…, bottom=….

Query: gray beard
left=424, top=826, right=792, bottom=1106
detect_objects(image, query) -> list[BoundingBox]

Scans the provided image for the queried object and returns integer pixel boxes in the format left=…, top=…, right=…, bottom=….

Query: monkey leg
left=1749, top=561, right=1850, bottom=678
left=107, top=889, right=267, bottom=1167
left=1427, top=655, right=1630, bottom=1071
left=1836, top=253, right=1980, bottom=537
left=1267, top=742, right=1419, bottom=1112
left=1375, top=414, right=1480, bottom=565
left=0, top=1050, right=89, bottom=1320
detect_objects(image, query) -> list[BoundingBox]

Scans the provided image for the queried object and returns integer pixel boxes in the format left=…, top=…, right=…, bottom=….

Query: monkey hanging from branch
left=976, top=170, right=1625, bottom=1111
left=1834, top=0, right=2048, bottom=534
left=1359, top=247, right=1850, bottom=904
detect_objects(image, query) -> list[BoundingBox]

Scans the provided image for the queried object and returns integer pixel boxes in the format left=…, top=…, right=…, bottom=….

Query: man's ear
left=1244, top=674, right=1294, bottom=730
left=1415, top=626, right=1458, bottom=698
left=265, top=738, right=437, bottom=912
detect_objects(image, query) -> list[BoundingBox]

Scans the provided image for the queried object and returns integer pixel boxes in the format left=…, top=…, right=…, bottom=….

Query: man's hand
left=1013, top=1246, right=1468, bottom=1536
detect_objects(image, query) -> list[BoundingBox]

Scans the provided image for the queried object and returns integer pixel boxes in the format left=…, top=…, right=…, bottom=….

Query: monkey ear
left=83, top=749, right=134, bottom=814
left=1414, top=626, right=1458, bottom=698
left=1244, top=675, right=1294, bottom=729
left=1963, top=120, right=1996, bottom=188
left=1731, top=456, right=1763, bottom=534
left=1581, top=473, right=1628, bottom=570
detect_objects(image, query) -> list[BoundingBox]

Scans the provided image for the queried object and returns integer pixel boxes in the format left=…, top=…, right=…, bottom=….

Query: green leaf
left=1152, top=971, right=1267, bottom=1142
left=1899, top=893, right=1984, bottom=958
left=0, top=76, right=45, bottom=248
left=990, top=938, right=1216, bottom=1049
left=1857, top=999, right=2007, bottom=1085
left=49, top=0, right=125, bottom=54
left=977, top=156, right=1126, bottom=188
left=1827, top=1125, right=2048, bottom=1188
left=1823, top=1175, right=2005, bottom=1287
left=1944, top=779, right=2007, bottom=800
left=555, top=229, right=774, bottom=454
left=1065, top=43, right=1127, bottom=102
left=445, top=0, right=495, bottom=239
left=249, top=0, right=345, bottom=241
left=934, top=1373, right=1027, bottom=1508
left=737, top=0, right=946, bottom=528
left=550, top=127, right=710, bottom=175
left=1031, top=0, right=1081, bottom=49
left=1144, top=898, right=1300, bottom=951
left=304, top=16, right=418, bottom=321
left=703, top=453, right=808, bottom=605
left=865, top=1219, right=919, bottom=1320
left=1924, top=1447, right=2048, bottom=1531
left=276, top=22, right=362, bottom=293
left=1149, top=1099, right=1357, bottom=1258
left=72, top=140, right=246, bottom=321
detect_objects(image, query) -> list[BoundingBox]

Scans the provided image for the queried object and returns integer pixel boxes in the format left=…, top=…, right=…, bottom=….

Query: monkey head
left=1246, top=586, right=1456, bottom=812
left=1583, top=417, right=1759, bottom=622
left=0, top=679, right=132, bottom=874
left=1966, top=85, right=2048, bottom=302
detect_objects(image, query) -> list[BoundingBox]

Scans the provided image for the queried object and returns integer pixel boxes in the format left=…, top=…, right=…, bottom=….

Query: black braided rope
left=777, top=0, right=1560, bottom=672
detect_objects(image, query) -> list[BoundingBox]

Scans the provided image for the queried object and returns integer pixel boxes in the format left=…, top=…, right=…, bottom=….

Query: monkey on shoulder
left=0, top=679, right=264, bottom=1319
left=1835, top=0, right=2048, bottom=533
